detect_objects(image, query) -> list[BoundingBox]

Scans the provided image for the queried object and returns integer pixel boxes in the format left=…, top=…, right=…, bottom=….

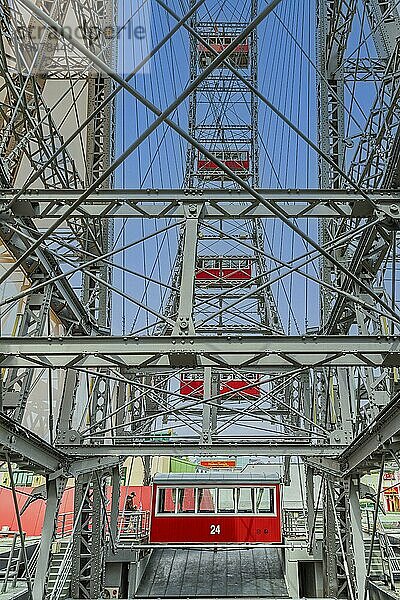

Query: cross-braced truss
left=1, top=0, right=400, bottom=598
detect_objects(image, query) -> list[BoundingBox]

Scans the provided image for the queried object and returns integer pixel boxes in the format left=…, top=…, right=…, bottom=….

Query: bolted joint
left=58, top=429, right=82, bottom=445
left=375, top=205, right=400, bottom=230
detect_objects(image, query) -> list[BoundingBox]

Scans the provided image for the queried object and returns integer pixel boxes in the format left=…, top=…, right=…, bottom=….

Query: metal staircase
left=46, top=539, right=73, bottom=600
left=0, top=534, right=23, bottom=593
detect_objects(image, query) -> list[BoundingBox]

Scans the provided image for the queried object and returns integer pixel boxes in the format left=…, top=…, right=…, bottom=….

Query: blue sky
left=109, top=0, right=381, bottom=335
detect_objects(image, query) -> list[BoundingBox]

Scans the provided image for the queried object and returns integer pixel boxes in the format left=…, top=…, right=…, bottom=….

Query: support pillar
left=109, top=466, right=120, bottom=548
left=202, top=367, right=212, bottom=444
left=32, top=476, right=66, bottom=600
left=172, top=206, right=200, bottom=336
left=348, top=477, right=366, bottom=600
left=306, top=466, right=316, bottom=550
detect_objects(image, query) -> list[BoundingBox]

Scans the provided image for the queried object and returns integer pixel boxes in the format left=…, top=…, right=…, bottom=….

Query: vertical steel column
left=348, top=476, right=367, bottom=600
left=172, top=206, right=200, bottom=335
left=210, top=371, right=220, bottom=433
left=32, top=476, right=66, bottom=600
left=6, top=453, right=33, bottom=600
left=90, top=475, right=106, bottom=598
left=202, top=367, right=212, bottom=444
left=323, top=479, right=339, bottom=597
left=56, top=370, right=80, bottom=445
left=109, top=466, right=121, bottom=550
left=70, top=472, right=108, bottom=599
left=306, top=466, right=316, bottom=549
left=71, top=475, right=91, bottom=599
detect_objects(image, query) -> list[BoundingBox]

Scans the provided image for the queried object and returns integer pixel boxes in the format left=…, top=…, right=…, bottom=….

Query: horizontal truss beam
left=0, top=413, right=67, bottom=473
left=60, top=442, right=346, bottom=458
left=341, top=394, right=400, bottom=474
left=3, top=188, right=400, bottom=220
left=1, top=335, right=400, bottom=369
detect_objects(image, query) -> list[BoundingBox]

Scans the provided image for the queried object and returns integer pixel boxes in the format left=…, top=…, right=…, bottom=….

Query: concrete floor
left=137, top=547, right=289, bottom=597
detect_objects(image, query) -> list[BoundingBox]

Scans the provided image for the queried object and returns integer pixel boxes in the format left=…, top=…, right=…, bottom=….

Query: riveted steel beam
left=60, top=442, right=346, bottom=458
left=0, top=413, right=67, bottom=473
left=3, top=188, right=399, bottom=220
left=341, top=393, right=400, bottom=474
left=1, top=335, right=400, bottom=369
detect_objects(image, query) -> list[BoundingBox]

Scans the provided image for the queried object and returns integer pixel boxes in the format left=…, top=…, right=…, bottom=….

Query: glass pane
left=256, top=488, right=274, bottom=513
left=218, top=488, right=235, bottom=513
left=198, top=488, right=216, bottom=513
left=177, top=488, right=195, bottom=513
left=237, top=488, right=254, bottom=513
left=158, top=487, right=177, bottom=513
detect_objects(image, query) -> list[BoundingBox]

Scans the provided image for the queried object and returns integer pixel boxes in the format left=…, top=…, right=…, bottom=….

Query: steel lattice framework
left=1, top=0, right=400, bottom=598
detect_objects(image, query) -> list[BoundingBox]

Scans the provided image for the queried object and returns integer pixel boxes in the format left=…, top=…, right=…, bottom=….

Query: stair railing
left=377, top=525, right=400, bottom=590
left=47, top=540, right=73, bottom=600
left=0, top=533, right=18, bottom=593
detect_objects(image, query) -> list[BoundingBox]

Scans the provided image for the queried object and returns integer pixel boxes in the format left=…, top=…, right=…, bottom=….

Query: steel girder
left=62, top=0, right=117, bottom=592
left=2, top=187, right=398, bottom=219
left=60, top=442, right=346, bottom=458
left=2, top=335, right=400, bottom=369
left=0, top=219, right=96, bottom=335
left=0, top=412, right=67, bottom=472
left=341, top=392, right=400, bottom=474
left=2, top=188, right=400, bottom=220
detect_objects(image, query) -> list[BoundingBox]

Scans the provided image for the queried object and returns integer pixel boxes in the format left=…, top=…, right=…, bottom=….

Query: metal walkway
left=137, top=548, right=289, bottom=597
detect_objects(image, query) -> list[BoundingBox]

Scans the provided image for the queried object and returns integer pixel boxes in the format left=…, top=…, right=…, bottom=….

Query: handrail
left=377, top=529, right=400, bottom=589
left=282, top=508, right=324, bottom=539
left=361, top=508, right=400, bottom=587
left=55, top=512, right=74, bottom=538
left=117, top=511, right=150, bottom=543
left=0, top=533, right=18, bottom=593
left=48, top=540, right=73, bottom=600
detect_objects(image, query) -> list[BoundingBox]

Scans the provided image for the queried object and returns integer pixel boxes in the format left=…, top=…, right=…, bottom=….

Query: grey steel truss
left=1, top=0, right=400, bottom=598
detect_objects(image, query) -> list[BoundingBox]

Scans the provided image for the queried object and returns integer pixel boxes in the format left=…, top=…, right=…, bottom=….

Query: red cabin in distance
left=180, top=372, right=260, bottom=398
left=197, top=151, right=249, bottom=178
left=198, top=37, right=250, bottom=68
left=196, top=256, right=252, bottom=286
left=150, top=472, right=282, bottom=544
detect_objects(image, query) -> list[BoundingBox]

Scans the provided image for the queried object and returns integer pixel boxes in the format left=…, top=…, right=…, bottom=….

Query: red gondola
left=197, top=151, right=249, bottom=177
left=180, top=372, right=260, bottom=398
left=196, top=256, right=252, bottom=285
left=198, top=37, right=249, bottom=68
left=149, top=473, right=282, bottom=544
